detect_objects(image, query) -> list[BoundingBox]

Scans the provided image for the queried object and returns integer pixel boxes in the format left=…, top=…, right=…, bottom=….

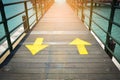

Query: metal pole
left=76, top=0, right=78, bottom=16
left=22, top=15, right=29, bottom=33
left=89, top=0, right=93, bottom=30
left=81, top=0, right=84, bottom=22
left=0, top=1, right=13, bottom=51
left=44, top=0, right=46, bottom=13
left=35, top=0, right=38, bottom=22
left=38, top=0, right=42, bottom=17
left=105, top=0, right=117, bottom=56
left=24, top=1, right=30, bottom=32
left=41, top=0, right=44, bottom=15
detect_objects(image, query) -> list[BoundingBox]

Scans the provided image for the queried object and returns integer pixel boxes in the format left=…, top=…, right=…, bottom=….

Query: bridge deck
left=0, top=1, right=120, bottom=80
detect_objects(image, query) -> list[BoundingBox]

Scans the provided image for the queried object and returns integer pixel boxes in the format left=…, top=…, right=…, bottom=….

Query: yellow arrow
left=25, top=38, right=48, bottom=55
left=70, top=38, right=91, bottom=55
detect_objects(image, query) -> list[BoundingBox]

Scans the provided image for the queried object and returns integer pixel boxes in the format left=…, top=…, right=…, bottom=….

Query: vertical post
left=24, top=1, right=29, bottom=32
left=41, top=0, right=43, bottom=16
left=76, top=0, right=78, bottom=16
left=0, top=1, right=13, bottom=51
left=22, top=15, right=29, bottom=33
left=35, top=0, right=38, bottom=22
left=45, top=0, right=47, bottom=12
left=74, top=0, right=75, bottom=10
left=41, top=0, right=44, bottom=15
left=89, top=0, right=93, bottom=30
left=105, top=0, right=117, bottom=57
left=44, top=0, right=46, bottom=13
left=84, top=0, right=87, bottom=6
left=38, top=0, right=42, bottom=17
left=81, top=0, right=85, bottom=22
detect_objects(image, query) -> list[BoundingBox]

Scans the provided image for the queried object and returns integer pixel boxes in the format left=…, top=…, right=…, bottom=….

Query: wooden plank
left=10, top=58, right=112, bottom=63
left=0, top=1, right=120, bottom=80
left=4, top=62, right=117, bottom=70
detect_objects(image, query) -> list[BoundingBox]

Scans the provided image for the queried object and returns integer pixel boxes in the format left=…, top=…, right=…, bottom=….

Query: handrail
left=9, top=22, right=24, bottom=34
left=3, top=1, right=27, bottom=6
left=67, top=0, right=120, bottom=63
left=0, top=0, right=54, bottom=65
left=92, top=10, right=120, bottom=28
left=7, top=11, right=25, bottom=21
left=0, top=36, right=6, bottom=42
left=0, top=1, right=13, bottom=53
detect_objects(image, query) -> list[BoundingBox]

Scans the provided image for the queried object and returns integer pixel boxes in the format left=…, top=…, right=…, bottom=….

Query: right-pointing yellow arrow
left=70, top=38, right=91, bottom=55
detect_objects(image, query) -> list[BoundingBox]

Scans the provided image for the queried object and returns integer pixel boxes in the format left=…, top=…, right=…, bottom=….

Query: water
left=0, top=0, right=35, bottom=40
left=0, top=0, right=36, bottom=54
left=84, top=5, right=120, bottom=62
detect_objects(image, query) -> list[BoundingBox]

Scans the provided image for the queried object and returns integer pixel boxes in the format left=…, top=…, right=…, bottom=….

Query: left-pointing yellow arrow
left=25, top=38, right=48, bottom=55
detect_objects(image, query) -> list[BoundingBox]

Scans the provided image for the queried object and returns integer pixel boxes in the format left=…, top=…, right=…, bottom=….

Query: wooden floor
left=0, top=1, right=120, bottom=80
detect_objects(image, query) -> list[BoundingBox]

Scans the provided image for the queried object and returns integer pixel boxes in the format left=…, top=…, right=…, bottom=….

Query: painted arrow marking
left=25, top=38, right=48, bottom=55
left=70, top=38, right=91, bottom=55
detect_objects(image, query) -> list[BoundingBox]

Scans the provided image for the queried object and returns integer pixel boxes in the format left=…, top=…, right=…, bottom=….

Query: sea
left=78, top=5, right=120, bottom=62
left=0, top=0, right=35, bottom=39
left=0, top=0, right=36, bottom=54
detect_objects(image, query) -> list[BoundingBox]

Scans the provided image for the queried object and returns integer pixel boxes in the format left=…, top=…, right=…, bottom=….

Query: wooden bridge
left=0, top=0, right=120, bottom=80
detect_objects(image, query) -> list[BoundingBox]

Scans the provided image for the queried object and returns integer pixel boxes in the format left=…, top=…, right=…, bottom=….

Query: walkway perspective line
left=25, top=38, right=48, bottom=55
left=70, top=38, right=91, bottom=54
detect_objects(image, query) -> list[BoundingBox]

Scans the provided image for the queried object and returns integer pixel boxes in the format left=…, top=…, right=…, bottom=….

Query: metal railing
left=0, top=0, right=54, bottom=65
left=67, top=0, right=120, bottom=63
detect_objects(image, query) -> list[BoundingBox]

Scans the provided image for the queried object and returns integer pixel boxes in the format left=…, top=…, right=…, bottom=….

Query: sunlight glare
left=55, top=0, right=65, bottom=3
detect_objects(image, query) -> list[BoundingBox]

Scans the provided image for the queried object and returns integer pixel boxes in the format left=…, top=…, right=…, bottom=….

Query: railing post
left=24, top=1, right=30, bottom=32
left=76, top=0, right=78, bottom=16
left=41, top=0, right=44, bottom=16
left=45, top=0, right=47, bottom=12
left=22, top=15, right=29, bottom=33
left=38, top=0, right=42, bottom=17
left=43, top=0, right=46, bottom=13
left=35, top=0, right=38, bottom=22
left=0, top=1, right=13, bottom=51
left=89, top=0, right=93, bottom=30
left=105, top=0, right=117, bottom=57
left=81, top=0, right=85, bottom=22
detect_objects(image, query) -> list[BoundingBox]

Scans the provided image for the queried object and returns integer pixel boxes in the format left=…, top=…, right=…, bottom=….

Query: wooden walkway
left=0, top=1, right=120, bottom=80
